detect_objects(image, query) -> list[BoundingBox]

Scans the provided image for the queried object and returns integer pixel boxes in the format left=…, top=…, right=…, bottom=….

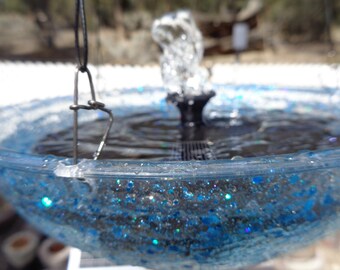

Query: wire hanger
left=70, top=0, right=113, bottom=164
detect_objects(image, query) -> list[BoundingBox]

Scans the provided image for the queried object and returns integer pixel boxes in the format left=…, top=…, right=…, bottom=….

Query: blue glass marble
left=0, top=85, right=339, bottom=270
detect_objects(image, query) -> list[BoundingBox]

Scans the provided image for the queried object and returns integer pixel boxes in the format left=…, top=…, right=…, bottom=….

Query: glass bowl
left=0, top=85, right=339, bottom=269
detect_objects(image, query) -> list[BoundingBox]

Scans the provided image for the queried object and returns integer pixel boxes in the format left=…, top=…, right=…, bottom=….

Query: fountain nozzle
left=167, top=90, right=215, bottom=127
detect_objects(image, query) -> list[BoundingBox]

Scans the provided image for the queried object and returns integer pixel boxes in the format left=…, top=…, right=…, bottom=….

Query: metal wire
left=70, top=0, right=113, bottom=164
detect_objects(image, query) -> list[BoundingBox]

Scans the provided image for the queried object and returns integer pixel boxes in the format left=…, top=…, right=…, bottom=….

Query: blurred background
left=0, top=0, right=339, bottom=65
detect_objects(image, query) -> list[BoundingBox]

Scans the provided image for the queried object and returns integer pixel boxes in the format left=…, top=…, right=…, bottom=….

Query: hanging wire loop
left=70, top=0, right=114, bottom=164
left=70, top=67, right=114, bottom=164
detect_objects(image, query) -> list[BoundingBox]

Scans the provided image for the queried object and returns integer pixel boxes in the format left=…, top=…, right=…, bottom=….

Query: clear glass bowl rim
left=1, top=85, right=340, bottom=180
left=1, top=147, right=340, bottom=180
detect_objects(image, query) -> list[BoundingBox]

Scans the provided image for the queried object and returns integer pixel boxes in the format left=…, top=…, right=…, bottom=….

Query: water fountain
left=152, top=10, right=215, bottom=127
left=0, top=7, right=339, bottom=270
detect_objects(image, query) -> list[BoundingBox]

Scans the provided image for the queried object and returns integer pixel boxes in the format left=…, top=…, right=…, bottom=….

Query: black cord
left=75, top=0, right=88, bottom=72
